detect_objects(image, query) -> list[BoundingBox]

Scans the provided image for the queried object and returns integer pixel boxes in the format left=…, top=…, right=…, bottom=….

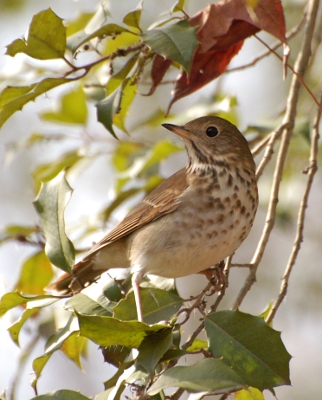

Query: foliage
left=0, top=0, right=321, bottom=399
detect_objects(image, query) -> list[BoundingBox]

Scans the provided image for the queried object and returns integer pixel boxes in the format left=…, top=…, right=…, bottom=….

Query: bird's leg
left=198, top=260, right=226, bottom=293
left=132, top=270, right=144, bottom=322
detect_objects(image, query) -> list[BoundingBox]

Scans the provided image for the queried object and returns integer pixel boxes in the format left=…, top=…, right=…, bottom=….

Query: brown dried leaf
left=167, top=0, right=286, bottom=109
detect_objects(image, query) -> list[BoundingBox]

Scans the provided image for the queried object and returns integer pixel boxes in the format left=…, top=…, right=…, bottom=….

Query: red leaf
left=166, top=0, right=286, bottom=110
left=144, top=55, right=172, bottom=96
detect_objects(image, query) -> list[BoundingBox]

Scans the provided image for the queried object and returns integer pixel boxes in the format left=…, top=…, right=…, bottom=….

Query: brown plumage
left=46, top=116, right=258, bottom=321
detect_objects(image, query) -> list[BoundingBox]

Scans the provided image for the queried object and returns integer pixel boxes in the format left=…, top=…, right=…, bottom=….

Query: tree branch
left=232, top=0, right=321, bottom=310
left=266, top=91, right=321, bottom=324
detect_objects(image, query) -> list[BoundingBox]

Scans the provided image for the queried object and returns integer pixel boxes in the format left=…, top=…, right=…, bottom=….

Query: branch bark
left=266, top=91, right=321, bottom=324
left=232, top=0, right=321, bottom=310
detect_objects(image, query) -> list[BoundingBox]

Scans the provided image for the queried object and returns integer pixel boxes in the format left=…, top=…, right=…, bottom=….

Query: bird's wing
left=84, top=168, right=188, bottom=258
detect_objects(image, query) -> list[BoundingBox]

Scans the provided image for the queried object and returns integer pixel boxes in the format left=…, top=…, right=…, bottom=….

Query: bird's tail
left=45, top=259, right=107, bottom=296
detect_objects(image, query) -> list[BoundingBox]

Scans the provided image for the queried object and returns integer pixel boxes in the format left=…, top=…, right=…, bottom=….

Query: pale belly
left=129, top=194, right=254, bottom=278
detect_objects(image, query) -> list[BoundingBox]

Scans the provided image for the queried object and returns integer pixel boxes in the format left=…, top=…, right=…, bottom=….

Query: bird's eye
left=206, top=126, right=219, bottom=137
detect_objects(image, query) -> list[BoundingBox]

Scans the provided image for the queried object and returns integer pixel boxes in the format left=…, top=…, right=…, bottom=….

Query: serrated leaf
left=142, top=20, right=198, bottom=72
left=113, top=288, right=183, bottom=324
left=106, top=55, right=137, bottom=95
left=0, top=78, right=70, bottom=128
left=102, top=345, right=132, bottom=368
left=8, top=308, right=40, bottom=347
left=234, top=387, right=265, bottom=400
left=122, top=1, right=143, bottom=31
left=78, top=314, right=170, bottom=348
left=97, top=77, right=136, bottom=137
left=113, top=78, right=137, bottom=133
left=96, top=87, right=121, bottom=137
left=30, top=389, right=90, bottom=400
left=41, top=86, right=88, bottom=125
left=148, top=358, right=245, bottom=395
left=71, top=23, right=135, bottom=53
left=0, top=292, right=54, bottom=317
left=33, top=173, right=75, bottom=273
left=136, top=328, right=173, bottom=374
left=15, top=251, right=53, bottom=294
left=6, top=8, right=66, bottom=60
left=205, top=310, right=291, bottom=391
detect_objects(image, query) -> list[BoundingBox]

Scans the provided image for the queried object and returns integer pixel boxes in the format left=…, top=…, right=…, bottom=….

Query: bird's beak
left=162, top=123, right=191, bottom=140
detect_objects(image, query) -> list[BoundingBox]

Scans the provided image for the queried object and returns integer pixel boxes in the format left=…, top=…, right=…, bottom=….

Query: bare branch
left=266, top=91, right=321, bottom=324
left=232, top=0, right=321, bottom=310
left=255, top=123, right=291, bottom=180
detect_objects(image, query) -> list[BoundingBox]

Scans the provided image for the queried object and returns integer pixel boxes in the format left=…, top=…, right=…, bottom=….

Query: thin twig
left=255, top=122, right=292, bottom=180
left=226, top=14, right=306, bottom=74
left=255, top=35, right=322, bottom=113
left=266, top=91, right=321, bottom=324
left=232, top=0, right=320, bottom=310
left=210, top=255, right=232, bottom=312
left=181, top=321, right=205, bottom=351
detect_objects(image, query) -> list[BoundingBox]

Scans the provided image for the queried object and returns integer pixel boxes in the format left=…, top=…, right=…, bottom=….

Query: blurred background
left=0, top=0, right=321, bottom=399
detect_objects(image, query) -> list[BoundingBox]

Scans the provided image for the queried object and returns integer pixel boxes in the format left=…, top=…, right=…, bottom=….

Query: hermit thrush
left=46, top=116, right=258, bottom=321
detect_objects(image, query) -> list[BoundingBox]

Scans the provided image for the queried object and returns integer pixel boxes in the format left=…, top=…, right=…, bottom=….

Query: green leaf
left=44, top=314, right=79, bottom=355
left=112, top=141, right=143, bottom=172
left=32, top=151, right=83, bottom=188
left=171, top=0, right=186, bottom=14
left=102, top=345, right=132, bottom=368
left=122, top=1, right=143, bottom=31
left=113, top=78, right=137, bottom=133
left=113, top=288, right=183, bottom=324
left=15, top=251, right=53, bottom=294
left=65, top=293, right=114, bottom=317
left=96, top=87, right=121, bottom=137
left=66, top=12, right=94, bottom=37
left=106, top=55, right=137, bottom=95
left=97, top=77, right=136, bottom=136
left=78, top=314, right=170, bottom=348
left=205, top=310, right=292, bottom=391
left=71, top=23, right=135, bottom=53
left=8, top=308, right=40, bottom=347
left=5, top=8, right=66, bottom=60
left=101, top=188, right=142, bottom=223
left=0, top=224, right=36, bottom=244
left=137, top=328, right=173, bottom=374
left=41, top=86, right=88, bottom=125
left=30, top=389, right=90, bottom=400
left=141, top=20, right=198, bottom=72
left=0, top=77, right=71, bottom=128
left=148, top=358, right=245, bottom=395
left=140, top=140, right=181, bottom=172
left=234, top=387, right=265, bottom=400
left=33, top=173, right=75, bottom=273
left=31, top=354, right=52, bottom=392
left=60, top=332, right=87, bottom=369
left=186, top=338, right=208, bottom=352
left=0, top=292, right=54, bottom=317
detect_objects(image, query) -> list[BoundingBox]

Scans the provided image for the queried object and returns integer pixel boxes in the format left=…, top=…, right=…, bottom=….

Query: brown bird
left=46, top=116, right=258, bottom=322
